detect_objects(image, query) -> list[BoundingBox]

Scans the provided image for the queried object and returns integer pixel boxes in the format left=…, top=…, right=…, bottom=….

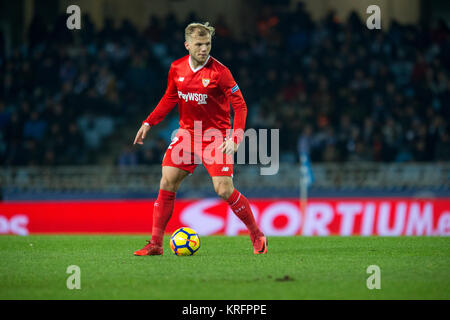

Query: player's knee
left=160, top=176, right=179, bottom=192
left=214, top=181, right=233, bottom=200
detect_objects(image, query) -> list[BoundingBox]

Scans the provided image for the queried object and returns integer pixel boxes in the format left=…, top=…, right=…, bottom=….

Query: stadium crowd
left=0, top=3, right=449, bottom=167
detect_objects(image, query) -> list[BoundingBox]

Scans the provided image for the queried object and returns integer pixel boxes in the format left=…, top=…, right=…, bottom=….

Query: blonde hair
left=185, top=22, right=215, bottom=41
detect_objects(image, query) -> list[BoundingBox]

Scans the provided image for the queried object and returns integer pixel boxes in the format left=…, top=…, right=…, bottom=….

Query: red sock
left=226, top=189, right=263, bottom=239
left=150, top=189, right=176, bottom=246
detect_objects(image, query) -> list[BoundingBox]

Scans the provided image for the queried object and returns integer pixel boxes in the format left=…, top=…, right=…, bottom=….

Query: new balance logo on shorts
left=221, top=167, right=229, bottom=172
left=178, top=91, right=208, bottom=105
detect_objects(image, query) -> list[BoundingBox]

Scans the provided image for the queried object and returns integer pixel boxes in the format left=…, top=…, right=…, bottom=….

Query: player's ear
left=184, top=41, right=189, bottom=51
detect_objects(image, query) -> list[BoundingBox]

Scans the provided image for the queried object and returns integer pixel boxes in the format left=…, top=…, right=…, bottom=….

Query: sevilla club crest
left=202, top=78, right=210, bottom=87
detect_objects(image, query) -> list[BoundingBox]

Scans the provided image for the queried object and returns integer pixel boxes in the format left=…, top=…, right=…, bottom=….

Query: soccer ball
left=170, top=227, right=201, bottom=256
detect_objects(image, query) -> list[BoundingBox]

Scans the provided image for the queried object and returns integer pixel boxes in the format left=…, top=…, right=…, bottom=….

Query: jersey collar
left=189, top=55, right=211, bottom=73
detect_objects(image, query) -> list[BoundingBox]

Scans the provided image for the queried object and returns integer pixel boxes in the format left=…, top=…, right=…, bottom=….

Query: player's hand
left=219, top=138, right=238, bottom=155
left=133, top=124, right=150, bottom=145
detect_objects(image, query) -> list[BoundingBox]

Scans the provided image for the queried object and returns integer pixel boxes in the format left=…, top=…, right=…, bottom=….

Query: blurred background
left=0, top=0, right=449, bottom=202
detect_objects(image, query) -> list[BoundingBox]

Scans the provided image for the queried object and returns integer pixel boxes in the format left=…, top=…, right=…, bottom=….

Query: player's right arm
left=133, top=123, right=151, bottom=145
left=133, top=65, right=179, bottom=145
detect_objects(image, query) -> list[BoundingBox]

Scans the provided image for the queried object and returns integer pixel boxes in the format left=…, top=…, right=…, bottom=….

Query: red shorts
left=161, top=130, right=234, bottom=177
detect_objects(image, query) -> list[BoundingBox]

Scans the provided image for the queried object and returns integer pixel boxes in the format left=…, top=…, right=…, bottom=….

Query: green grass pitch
left=0, top=235, right=449, bottom=299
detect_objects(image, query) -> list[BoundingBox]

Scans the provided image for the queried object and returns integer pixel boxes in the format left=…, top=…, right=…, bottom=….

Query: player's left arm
left=218, top=67, right=247, bottom=155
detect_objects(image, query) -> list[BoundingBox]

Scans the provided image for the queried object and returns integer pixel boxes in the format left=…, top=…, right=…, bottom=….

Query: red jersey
left=143, top=55, right=247, bottom=144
